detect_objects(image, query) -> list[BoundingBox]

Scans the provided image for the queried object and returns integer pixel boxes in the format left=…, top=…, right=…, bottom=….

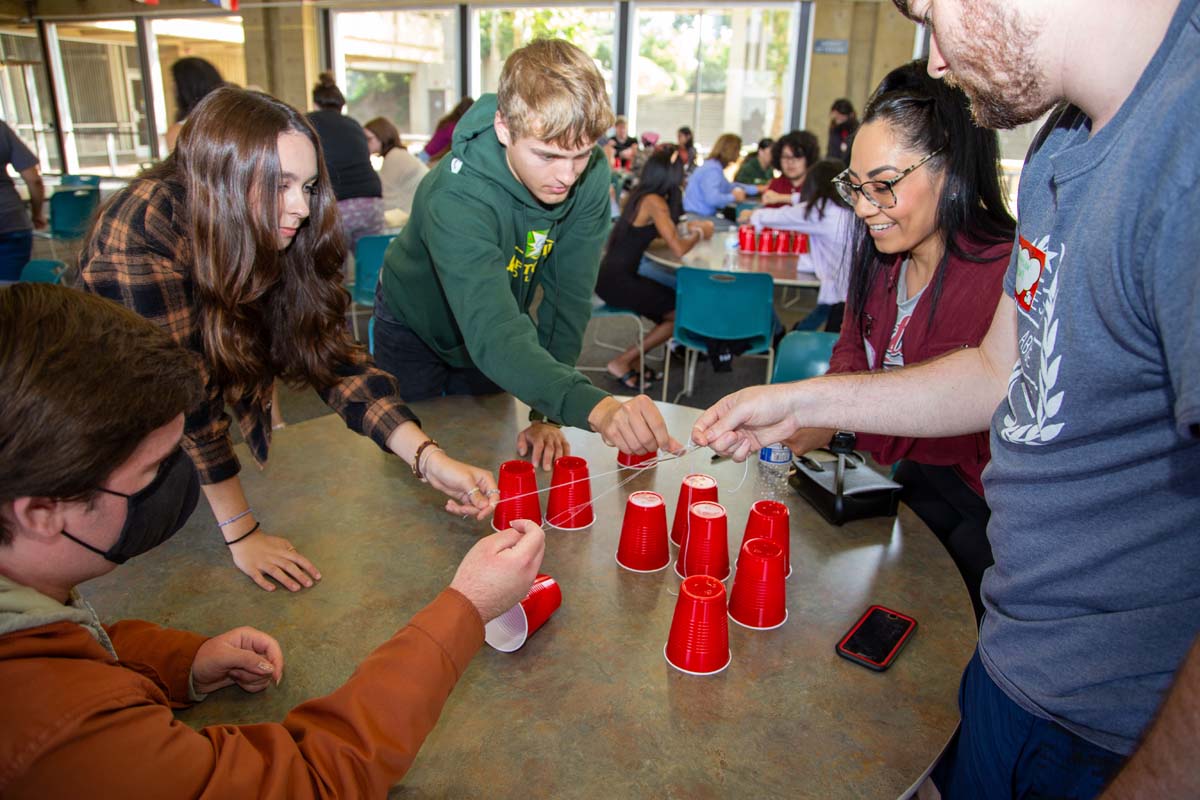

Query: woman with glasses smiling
left=787, top=60, right=1016, bottom=623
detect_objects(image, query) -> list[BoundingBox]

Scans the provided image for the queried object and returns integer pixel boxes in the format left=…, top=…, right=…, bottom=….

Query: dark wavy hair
left=118, top=87, right=354, bottom=406
left=846, top=60, right=1015, bottom=331
left=618, top=145, right=684, bottom=226
left=172, top=57, right=224, bottom=123
left=771, top=129, right=820, bottom=172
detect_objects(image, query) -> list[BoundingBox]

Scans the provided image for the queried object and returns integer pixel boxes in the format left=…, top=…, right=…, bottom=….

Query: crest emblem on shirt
left=1001, top=235, right=1066, bottom=446
left=1014, top=236, right=1044, bottom=312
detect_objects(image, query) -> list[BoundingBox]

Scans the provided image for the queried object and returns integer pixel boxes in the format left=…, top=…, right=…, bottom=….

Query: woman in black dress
left=595, top=146, right=712, bottom=390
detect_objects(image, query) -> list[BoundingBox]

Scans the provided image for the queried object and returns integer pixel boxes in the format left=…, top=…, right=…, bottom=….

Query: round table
left=82, top=396, right=975, bottom=799
left=646, top=232, right=822, bottom=288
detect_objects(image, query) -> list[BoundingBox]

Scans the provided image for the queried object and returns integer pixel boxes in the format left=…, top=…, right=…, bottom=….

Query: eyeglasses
left=833, top=147, right=944, bottom=209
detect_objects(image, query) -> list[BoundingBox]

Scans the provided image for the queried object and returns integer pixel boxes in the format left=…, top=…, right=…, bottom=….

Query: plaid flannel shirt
left=77, top=178, right=419, bottom=485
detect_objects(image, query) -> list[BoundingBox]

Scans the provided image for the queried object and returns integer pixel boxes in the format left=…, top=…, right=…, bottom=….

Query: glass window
left=632, top=6, right=795, bottom=154
left=476, top=7, right=616, bottom=99
left=0, top=24, right=61, bottom=172
left=48, top=21, right=151, bottom=176
left=331, top=10, right=459, bottom=150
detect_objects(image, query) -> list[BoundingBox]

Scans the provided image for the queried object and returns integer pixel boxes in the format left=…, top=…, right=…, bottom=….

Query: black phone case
left=835, top=605, right=917, bottom=671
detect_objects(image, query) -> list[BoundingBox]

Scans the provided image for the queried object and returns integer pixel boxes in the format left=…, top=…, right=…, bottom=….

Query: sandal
left=609, top=369, right=653, bottom=392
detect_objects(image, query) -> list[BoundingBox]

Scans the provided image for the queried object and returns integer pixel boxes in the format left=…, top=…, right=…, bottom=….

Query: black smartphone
left=836, top=605, right=917, bottom=671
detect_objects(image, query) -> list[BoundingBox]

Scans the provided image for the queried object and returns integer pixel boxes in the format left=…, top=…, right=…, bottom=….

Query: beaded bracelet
left=217, top=508, right=252, bottom=528
left=224, top=522, right=261, bottom=546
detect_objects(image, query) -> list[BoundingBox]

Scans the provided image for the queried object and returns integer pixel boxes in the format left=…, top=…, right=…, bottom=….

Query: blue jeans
left=371, top=281, right=501, bottom=401
left=0, top=229, right=33, bottom=282
left=932, top=650, right=1125, bottom=799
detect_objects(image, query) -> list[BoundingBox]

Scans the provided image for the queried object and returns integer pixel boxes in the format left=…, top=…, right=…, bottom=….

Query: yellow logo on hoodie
left=506, top=229, right=554, bottom=282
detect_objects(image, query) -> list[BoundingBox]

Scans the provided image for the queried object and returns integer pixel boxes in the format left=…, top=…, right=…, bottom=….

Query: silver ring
left=466, top=487, right=481, bottom=497
left=486, top=489, right=501, bottom=496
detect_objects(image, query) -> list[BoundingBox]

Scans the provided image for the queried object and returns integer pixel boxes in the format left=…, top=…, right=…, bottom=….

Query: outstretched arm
left=694, top=294, right=1017, bottom=460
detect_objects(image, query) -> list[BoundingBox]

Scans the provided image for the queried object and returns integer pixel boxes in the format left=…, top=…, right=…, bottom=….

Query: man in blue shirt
left=693, top=1, right=1200, bottom=797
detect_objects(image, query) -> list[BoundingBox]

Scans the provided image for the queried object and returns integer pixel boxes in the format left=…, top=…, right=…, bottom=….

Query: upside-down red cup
left=616, top=491, right=670, bottom=572
left=544, top=456, right=593, bottom=530
left=756, top=229, right=769, bottom=253
left=492, top=459, right=542, bottom=531
left=729, top=538, right=788, bottom=630
left=617, top=449, right=657, bottom=469
left=677, top=501, right=730, bottom=581
left=670, top=473, right=719, bottom=547
left=738, top=224, right=756, bottom=252
left=795, top=232, right=809, bottom=254
left=664, top=574, right=731, bottom=675
left=739, top=499, right=792, bottom=578
left=772, top=229, right=786, bottom=253
left=484, top=573, right=562, bottom=652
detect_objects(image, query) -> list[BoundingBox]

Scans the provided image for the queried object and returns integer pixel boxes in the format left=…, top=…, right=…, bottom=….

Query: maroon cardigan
left=828, top=236, right=1012, bottom=496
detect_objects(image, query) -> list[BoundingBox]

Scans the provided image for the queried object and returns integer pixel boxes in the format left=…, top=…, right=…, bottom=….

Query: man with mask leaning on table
left=0, top=284, right=546, bottom=798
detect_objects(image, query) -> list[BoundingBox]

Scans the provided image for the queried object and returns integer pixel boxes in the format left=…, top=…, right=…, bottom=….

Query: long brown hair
left=143, top=86, right=355, bottom=405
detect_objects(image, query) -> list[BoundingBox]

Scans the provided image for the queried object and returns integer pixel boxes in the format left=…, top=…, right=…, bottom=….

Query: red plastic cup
left=738, top=224, right=757, bottom=252
left=670, top=473, right=718, bottom=547
left=739, top=499, right=792, bottom=578
left=544, top=456, right=593, bottom=530
left=677, top=501, right=730, bottom=581
left=484, top=573, right=562, bottom=652
left=664, top=575, right=731, bottom=675
left=756, top=230, right=769, bottom=253
left=617, top=449, right=657, bottom=469
left=616, top=491, right=670, bottom=572
left=760, top=229, right=777, bottom=254
left=492, top=459, right=542, bottom=531
left=729, top=538, right=788, bottom=630
left=795, top=232, right=810, bottom=254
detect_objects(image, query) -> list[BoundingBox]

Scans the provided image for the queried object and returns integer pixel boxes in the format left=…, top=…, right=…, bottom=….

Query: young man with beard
left=692, top=1, right=1199, bottom=796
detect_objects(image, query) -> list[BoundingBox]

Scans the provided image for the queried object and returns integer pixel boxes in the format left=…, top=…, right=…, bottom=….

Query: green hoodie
left=379, top=94, right=612, bottom=430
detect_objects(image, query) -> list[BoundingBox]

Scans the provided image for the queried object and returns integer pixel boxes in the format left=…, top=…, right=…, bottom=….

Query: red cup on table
left=739, top=499, right=792, bottom=578
left=676, top=501, right=730, bottom=581
left=664, top=574, right=732, bottom=675
left=616, top=491, right=671, bottom=573
left=794, top=232, right=809, bottom=254
left=544, top=456, right=593, bottom=530
left=729, top=538, right=788, bottom=630
left=617, top=449, right=657, bottom=469
left=492, top=459, right=542, bottom=531
left=764, top=229, right=782, bottom=254
left=738, top=224, right=757, bottom=252
left=484, top=573, right=562, bottom=652
left=671, top=473, right=719, bottom=547
left=756, top=229, right=770, bottom=253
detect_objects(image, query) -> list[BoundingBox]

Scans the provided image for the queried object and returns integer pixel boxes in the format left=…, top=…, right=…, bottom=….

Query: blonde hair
left=498, top=39, right=614, bottom=148
left=709, top=133, right=743, bottom=166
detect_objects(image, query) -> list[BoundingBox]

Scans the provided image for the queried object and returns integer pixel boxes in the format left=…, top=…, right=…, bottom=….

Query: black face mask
left=62, top=448, right=200, bottom=565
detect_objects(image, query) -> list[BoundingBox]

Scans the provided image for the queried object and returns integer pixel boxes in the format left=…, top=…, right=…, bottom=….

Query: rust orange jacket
left=0, top=587, right=483, bottom=798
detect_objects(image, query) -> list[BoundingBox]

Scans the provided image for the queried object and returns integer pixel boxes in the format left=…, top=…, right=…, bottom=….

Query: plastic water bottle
left=723, top=234, right=740, bottom=270
left=757, top=442, right=793, bottom=499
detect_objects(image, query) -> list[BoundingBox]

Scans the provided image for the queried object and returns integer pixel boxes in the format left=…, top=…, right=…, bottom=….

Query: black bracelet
left=224, top=522, right=261, bottom=546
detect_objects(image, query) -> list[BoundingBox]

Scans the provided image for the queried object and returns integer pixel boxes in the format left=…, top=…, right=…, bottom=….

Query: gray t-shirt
left=0, top=120, right=37, bottom=236
left=980, top=0, right=1200, bottom=755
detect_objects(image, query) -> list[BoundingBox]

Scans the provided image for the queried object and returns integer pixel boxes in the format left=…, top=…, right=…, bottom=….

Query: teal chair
left=348, top=233, right=397, bottom=340
left=18, top=259, right=66, bottom=284
left=59, top=174, right=102, bottom=188
left=662, top=267, right=775, bottom=403
left=771, top=331, right=839, bottom=384
left=36, top=188, right=100, bottom=259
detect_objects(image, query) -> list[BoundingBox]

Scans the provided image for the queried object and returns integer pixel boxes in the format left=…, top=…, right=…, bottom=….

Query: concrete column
left=242, top=5, right=322, bottom=111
